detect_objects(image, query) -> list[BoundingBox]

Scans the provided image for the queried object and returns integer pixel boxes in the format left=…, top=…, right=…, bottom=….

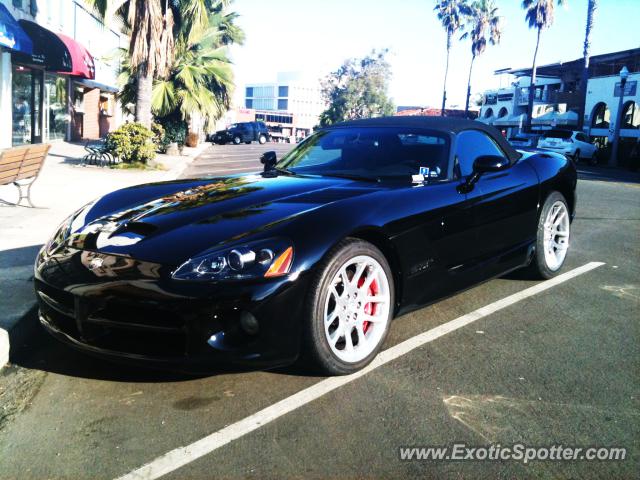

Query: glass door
left=32, top=70, right=43, bottom=143
left=11, top=65, right=43, bottom=146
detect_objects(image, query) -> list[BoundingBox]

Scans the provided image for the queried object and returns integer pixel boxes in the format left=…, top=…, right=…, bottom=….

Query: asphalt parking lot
left=179, top=142, right=295, bottom=179
left=1, top=143, right=639, bottom=480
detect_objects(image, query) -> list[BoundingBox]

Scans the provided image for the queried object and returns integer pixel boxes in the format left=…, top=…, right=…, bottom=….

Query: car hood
left=65, top=173, right=378, bottom=265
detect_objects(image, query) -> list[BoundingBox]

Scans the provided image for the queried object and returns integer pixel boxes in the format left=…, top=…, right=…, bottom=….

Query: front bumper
left=34, top=247, right=310, bottom=371
left=212, top=132, right=232, bottom=144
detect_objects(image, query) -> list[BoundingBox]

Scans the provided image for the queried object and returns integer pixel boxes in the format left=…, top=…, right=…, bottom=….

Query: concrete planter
left=166, top=142, right=180, bottom=155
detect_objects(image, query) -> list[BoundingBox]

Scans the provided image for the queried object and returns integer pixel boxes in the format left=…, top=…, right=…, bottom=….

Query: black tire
left=245, top=141, right=252, bottom=145
left=573, top=149, right=581, bottom=162
left=301, top=238, right=394, bottom=375
left=525, top=191, right=570, bottom=279
left=258, top=135, right=267, bottom=145
left=233, top=136, right=242, bottom=145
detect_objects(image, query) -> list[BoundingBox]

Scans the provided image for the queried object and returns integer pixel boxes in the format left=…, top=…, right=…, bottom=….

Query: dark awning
left=56, top=33, right=95, bottom=79
left=0, top=3, right=33, bottom=55
left=75, top=78, right=118, bottom=93
left=12, top=20, right=71, bottom=72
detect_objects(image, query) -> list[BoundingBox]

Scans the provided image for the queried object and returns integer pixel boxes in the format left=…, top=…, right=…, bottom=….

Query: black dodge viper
left=35, top=117, right=576, bottom=374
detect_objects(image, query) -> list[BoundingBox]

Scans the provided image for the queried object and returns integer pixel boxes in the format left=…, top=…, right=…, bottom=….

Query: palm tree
left=434, top=0, right=466, bottom=116
left=151, top=34, right=235, bottom=129
left=521, top=0, right=566, bottom=130
left=87, top=0, right=214, bottom=128
left=117, top=3, right=241, bottom=131
left=461, top=0, right=502, bottom=117
left=578, top=0, right=597, bottom=130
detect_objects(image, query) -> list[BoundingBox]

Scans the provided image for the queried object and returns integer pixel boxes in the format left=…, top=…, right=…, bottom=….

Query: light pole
left=610, top=66, right=630, bottom=167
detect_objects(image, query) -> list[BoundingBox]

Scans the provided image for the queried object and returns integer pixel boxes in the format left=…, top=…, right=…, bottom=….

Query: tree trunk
left=135, top=67, right=153, bottom=128
left=441, top=31, right=452, bottom=116
left=525, top=27, right=542, bottom=132
left=464, top=55, right=475, bottom=118
left=578, top=0, right=597, bottom=130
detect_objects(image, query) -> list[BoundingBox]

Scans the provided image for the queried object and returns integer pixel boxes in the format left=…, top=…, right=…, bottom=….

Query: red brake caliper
left=357, top=276, right=377, bottom=334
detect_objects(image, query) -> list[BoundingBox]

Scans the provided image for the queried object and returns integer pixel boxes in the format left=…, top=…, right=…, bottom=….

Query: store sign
left=484, top=94, right=497, bottom=105
left=614, top=81, right=637, bottom=97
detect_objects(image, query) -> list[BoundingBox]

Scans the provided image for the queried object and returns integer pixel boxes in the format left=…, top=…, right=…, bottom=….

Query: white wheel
left=542, top=200, right=570, bottom=271
left=302, top=239, right=394, bottom=374
left=323, top=255, right=391, bottom=363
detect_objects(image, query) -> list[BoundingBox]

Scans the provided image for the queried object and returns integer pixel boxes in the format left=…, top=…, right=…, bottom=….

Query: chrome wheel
left=543, top=200, right=570, bottom=271
left=323, top=255, right=391, bottom=363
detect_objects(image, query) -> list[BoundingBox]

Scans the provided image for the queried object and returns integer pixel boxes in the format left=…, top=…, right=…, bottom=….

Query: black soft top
left=328, top=116, right=520, bottom=163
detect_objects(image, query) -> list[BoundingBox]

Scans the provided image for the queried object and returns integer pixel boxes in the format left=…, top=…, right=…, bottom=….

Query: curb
left=1, top=305, right=40, bottom=369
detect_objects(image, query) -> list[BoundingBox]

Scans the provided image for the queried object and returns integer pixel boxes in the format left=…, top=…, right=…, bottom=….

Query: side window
left=454, top=130, right=506, bottom=177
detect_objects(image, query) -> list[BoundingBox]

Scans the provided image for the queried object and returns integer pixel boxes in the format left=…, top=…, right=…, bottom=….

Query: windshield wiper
left=274, top=166, right=295, bottom=175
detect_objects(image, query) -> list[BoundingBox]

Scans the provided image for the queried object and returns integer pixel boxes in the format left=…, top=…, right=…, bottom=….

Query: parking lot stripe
left=115, top=261, right=605, bottom=480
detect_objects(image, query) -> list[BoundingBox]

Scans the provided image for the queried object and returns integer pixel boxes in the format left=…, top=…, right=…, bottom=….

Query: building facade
left=244, top=71, right=325, bottom=140
left=478, top=48, right=640, bottom=147
left=0, top=0, right=124, bottom=149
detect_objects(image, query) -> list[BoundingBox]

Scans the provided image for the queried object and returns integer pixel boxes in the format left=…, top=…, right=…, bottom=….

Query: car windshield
left=543, top=130, right=572, bottom=139
left=276, top=127, right=450, bottom=181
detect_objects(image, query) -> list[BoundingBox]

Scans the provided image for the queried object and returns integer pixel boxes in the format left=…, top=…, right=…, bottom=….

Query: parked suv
left=211, top=122, right=270, bottom=145
left=537, top=130, right=597, bottom=163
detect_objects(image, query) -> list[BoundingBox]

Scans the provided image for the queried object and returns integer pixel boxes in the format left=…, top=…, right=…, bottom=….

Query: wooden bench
left=0, top=144, right=51, bottom=207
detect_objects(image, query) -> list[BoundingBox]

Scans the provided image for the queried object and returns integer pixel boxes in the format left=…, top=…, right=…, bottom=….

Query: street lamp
left=610, top=66, right=630, bottom=166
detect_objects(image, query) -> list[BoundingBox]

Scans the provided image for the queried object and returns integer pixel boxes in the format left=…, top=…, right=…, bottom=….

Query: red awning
left=55, top=33, right=95, bottom=79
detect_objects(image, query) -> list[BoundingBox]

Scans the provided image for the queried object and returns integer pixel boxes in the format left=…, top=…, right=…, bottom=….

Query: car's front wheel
left=233, top=136, right=242, bottom=145
left=259, top=135, right=267, bottom=144
left=303, top=239, right=394, bottom=375
left=527, top=191, right=571, bottom=279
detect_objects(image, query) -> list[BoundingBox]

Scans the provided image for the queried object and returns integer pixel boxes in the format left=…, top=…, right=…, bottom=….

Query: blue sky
left=229, top=0, right=639, bottom=109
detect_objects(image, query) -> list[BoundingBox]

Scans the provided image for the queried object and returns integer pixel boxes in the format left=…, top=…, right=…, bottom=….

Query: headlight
left=44, top=214, right=74, bottom=255
left=172, top=238, right=294, bottom=281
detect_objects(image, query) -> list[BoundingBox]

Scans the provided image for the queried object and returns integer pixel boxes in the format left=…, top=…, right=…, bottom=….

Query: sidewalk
left=0, top=141, right=209, bottom=368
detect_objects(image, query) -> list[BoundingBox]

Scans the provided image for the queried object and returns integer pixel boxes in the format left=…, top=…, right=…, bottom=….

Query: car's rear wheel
left=302, top=239, right=394, bottom=375
left=527, top=192, right=570, bottom=279
left=259, top=135, right=267, bottom=144
left=233, top=136, right=242, bottom=145
left=573, top=149, right=581, bottom=162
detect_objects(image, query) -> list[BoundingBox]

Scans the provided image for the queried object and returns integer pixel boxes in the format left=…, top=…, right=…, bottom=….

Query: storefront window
left=99, top=94, right=113, bottom=116
left=44, top=74, right=68, bottom=141
left=74, top=86, right=85, bottom=112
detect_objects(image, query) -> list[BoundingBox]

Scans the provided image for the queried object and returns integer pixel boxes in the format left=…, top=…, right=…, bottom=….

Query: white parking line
left=116, top=261, right=605, bottom=480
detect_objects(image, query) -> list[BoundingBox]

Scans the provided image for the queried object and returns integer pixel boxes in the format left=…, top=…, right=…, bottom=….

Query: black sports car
left=35, top=117, right=576, bottom=375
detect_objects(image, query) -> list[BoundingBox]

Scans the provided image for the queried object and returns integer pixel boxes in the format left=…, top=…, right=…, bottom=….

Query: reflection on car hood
left=66, top=173, right=377, bottom=264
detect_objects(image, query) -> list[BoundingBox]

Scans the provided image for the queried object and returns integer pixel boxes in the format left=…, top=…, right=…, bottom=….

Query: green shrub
left=158, top=118, right=188, bottom=147
left=106, top=122, right=156, bottom=164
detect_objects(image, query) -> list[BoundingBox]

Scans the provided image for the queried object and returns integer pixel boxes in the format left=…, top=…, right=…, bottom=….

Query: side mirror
left=459, top=155, right=510, bottom=193
left=472, top=155, right=511, bottom=174
left=260, top=151, right=277, bottom=172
